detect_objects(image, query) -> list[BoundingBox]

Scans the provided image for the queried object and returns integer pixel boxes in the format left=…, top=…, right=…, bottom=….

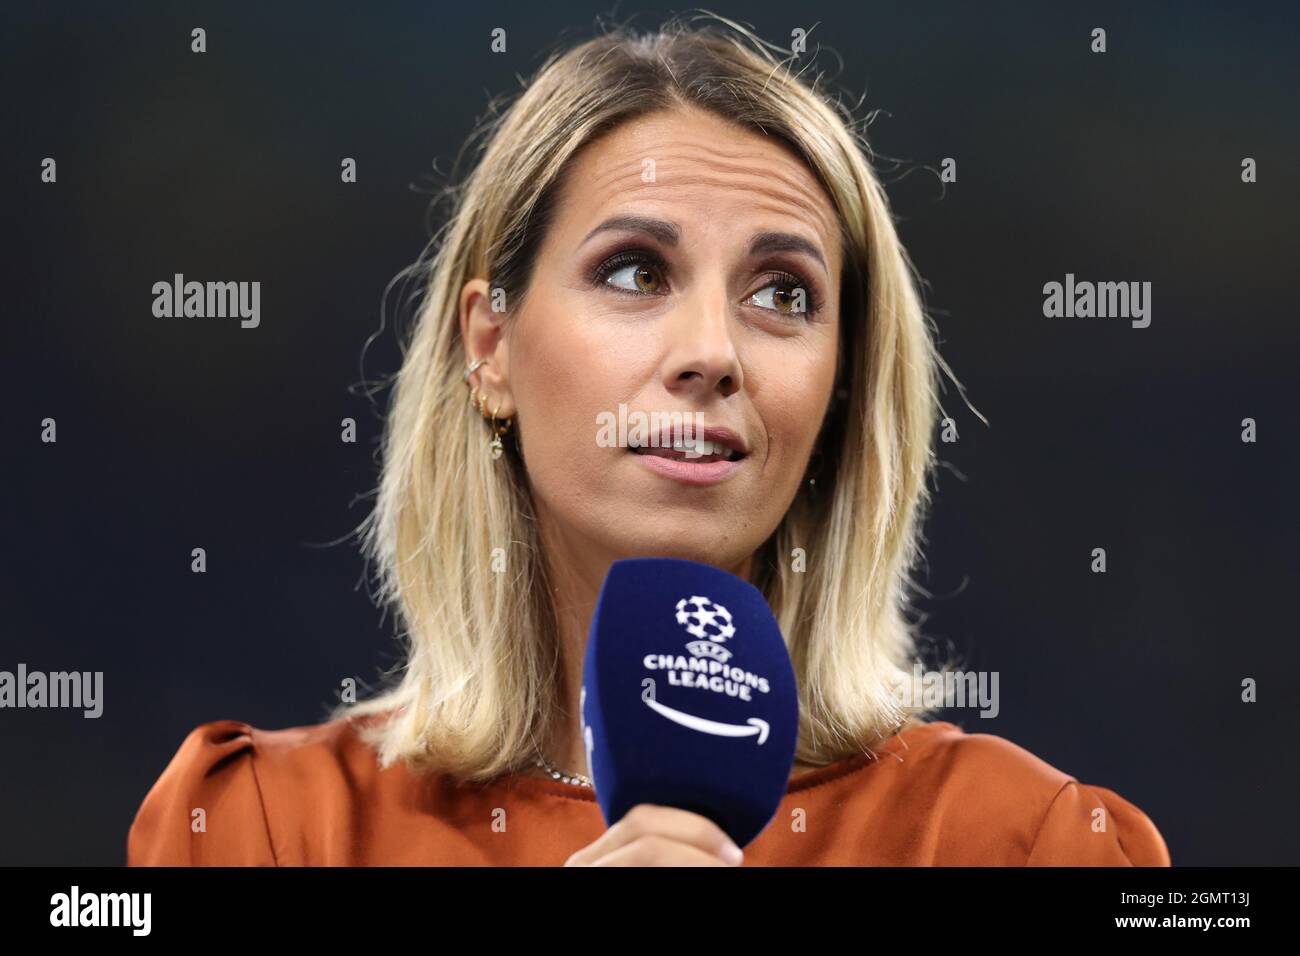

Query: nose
left=660, top=280, right=743, bottom=400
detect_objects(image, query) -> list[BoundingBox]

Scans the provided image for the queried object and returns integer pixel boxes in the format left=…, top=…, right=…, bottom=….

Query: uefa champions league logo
left=675, top=595, right=735, bottom=663
left=631, top=592, right=771, bottom=745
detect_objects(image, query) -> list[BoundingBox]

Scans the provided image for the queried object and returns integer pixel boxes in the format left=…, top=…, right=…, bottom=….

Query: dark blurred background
left=2, top=1, right=1297, bottom=865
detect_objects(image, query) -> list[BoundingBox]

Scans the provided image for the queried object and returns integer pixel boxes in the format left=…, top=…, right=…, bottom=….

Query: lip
left=629, top=448, right=745, bottom=486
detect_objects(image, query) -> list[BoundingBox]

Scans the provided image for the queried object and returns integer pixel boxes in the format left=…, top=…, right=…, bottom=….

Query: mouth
left=627, top=427, right=748, bottom=463
left=626, top=426, right=749, bottom=486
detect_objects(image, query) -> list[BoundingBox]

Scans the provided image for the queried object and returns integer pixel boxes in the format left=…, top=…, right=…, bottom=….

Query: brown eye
left=606, top=261, right=663, bottom=294
left=749, top=276, right=811, bottom=316
left=633, top=265, right=660, bottom=292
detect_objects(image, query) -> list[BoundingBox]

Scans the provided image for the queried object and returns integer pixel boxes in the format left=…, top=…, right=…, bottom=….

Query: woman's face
left=471, top=105, right=842, bottom=574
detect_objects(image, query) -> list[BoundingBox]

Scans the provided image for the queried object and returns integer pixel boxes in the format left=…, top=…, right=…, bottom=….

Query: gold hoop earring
left=464, top=365, right=513, bottom=460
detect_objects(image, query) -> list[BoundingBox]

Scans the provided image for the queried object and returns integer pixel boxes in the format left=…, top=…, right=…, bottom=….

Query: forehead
left=556, top=106, right=842, bottom=269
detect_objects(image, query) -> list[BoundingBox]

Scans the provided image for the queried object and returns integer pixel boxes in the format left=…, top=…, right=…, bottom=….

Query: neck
left=534, top=516, right=755, bottom=778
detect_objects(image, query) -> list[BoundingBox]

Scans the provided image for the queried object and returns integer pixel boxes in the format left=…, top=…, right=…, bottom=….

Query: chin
left=603, top=529, right=753, bottom=569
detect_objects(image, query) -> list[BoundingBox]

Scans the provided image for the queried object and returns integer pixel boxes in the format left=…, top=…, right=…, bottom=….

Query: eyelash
left=590, top=248, right=823, bottom=318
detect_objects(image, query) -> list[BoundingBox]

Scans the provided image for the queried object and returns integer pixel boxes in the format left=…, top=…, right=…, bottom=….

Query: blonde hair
left=339, top=12, right=955, bottom=781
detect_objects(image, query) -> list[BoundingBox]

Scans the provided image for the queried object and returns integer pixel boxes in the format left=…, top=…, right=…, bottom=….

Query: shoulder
left=872, top=720, right=1171, bottom=866
left=891, top=720, right=1080, bottom=803
left=127, top=714, right=386, bottom=866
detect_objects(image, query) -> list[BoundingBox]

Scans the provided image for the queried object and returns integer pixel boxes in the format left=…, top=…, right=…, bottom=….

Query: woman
left=128, top=15, right=1170, bottom=866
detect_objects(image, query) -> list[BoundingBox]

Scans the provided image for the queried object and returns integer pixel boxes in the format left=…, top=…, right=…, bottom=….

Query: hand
left=563, top=804, right=744, bottom=866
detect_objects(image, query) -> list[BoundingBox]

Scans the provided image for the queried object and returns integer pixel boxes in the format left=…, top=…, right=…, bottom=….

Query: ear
left=459, top=277, right=516, bottom=419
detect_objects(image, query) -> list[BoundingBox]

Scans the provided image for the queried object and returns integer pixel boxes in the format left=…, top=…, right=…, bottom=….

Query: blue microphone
left=580, top=557, right=800, bottom=848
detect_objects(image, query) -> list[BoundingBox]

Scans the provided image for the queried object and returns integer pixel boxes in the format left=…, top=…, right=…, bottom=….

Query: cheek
left=507, top=307, right=636, bottom=486
left=763, top=398, right=819, bottom=472
left=756, top=345, right=837, bottom=467
left=510, top=278, right=668, bottom=417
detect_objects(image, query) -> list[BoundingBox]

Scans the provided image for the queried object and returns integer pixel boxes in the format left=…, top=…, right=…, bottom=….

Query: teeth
left=629, top=437, right=734, bottom=457
left=673, top=438, right=724, bottom=456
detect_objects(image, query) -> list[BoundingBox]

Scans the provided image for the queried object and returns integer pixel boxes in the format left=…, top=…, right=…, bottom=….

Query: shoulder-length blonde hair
left=339, top=12, right=952, bottom=781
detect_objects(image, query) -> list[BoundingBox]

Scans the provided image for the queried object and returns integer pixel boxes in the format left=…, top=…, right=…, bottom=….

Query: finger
left=588, top=834, right=739, bottom=867
left=565, top=804, right=737, bottom=865
left=565, top=804, right=741, bottom=866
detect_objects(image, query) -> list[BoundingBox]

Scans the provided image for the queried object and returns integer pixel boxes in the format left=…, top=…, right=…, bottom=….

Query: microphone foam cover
left=580, top=557, right=799, bottom=847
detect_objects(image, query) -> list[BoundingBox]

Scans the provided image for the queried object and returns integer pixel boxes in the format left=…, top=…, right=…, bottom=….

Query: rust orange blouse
left=127, top=715, right=1171, bottom=866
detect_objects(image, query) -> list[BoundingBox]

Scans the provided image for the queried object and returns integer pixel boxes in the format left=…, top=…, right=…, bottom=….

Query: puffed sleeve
left=1026, top=780, right=1171, bottom=866
left=127, top=720, right=277, bottom=866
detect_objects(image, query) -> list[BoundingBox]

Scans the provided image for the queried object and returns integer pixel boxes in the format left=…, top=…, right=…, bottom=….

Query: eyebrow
left=582, top=215, right=680, bottom=247
left=748, top=231, right=828, bottom=275
left=581, top=216, right=828, bottom=274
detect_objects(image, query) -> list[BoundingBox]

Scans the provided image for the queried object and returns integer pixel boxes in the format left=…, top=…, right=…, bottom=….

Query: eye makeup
left=586, top=244, right=826, bottom=319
